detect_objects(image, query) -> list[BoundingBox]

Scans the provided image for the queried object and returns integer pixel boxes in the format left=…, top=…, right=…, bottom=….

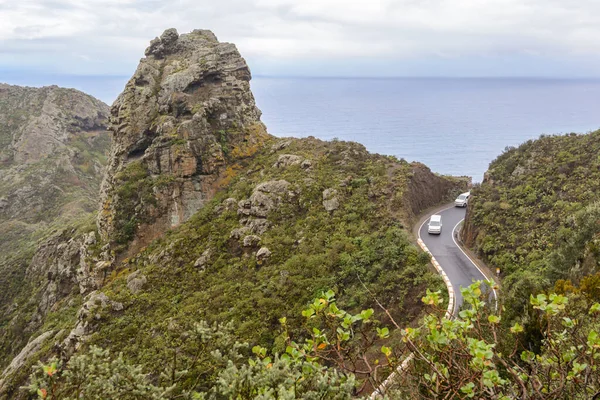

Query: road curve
left=419, top=205, right=497, bottom=314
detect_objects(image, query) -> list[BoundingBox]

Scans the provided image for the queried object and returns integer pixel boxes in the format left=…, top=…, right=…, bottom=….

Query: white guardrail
left=369, top=238, right=455, bottom=399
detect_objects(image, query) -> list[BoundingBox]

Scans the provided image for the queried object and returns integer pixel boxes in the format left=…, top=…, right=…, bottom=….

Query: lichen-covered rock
left=193, top=248, right=212, bottom=270
left=242, top=235, right=261, bottom=247
left=241, top=218, right=271, bottom=235
left=238, top=180, right=292, bottom=218
left=300, top=159, right=313, bottom=169
left=323, top=188, right=340, bottom=211
left=221, top=198, right=238, bottom=211
left=230, top=226, right=250, bottom=239
left=98, top=28, right=270, bottom=257
left=126, top=270, right=147, bottom=294
left=273, top=154, right=303, bottom=168
left=271, top=139, right=292, bottom=151
left=256, top=247, right=271, bottom=263
left=60, top=292, right=123, bottom=358
left=0, top=330, right=56, bottom=393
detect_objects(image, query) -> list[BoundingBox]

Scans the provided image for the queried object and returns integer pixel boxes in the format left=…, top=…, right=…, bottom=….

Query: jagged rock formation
left=97, top=28, right=269, bottom=257
left=0, top=84, right=110, bottom=394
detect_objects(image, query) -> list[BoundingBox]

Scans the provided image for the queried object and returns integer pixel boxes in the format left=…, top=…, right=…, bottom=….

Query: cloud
left=0, top=0, right=600, bottom=76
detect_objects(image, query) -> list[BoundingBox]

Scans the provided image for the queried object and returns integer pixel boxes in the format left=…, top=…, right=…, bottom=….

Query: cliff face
left=0, top=85, right=110, bottom=389
left=98, top=28, right=269, bottom=257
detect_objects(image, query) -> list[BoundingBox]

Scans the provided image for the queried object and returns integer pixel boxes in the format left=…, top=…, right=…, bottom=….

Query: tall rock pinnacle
left=98, top=28, right=269, bottom=256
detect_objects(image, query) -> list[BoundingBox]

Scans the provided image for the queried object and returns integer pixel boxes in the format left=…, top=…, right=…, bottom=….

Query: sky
left=2, top=0, right=600, bottom=96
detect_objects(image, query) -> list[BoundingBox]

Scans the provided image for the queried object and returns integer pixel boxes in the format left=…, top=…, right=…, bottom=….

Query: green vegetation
left=55, top=138, right=460, bottom=397
left=28, top=282, right=600, bottom=399
left=113, top=161, right=158, bottom=246
left=465, top=130, right=600, bottom=323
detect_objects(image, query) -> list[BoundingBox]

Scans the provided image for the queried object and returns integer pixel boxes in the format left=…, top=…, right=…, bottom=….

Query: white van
left=428, top=214, right=442, bottom=234
left=455, top=192, right=470, bottom=208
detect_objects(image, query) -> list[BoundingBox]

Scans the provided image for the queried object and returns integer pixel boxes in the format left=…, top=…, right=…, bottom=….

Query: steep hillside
left=0, top=29, right=468, bottom=398
left=463, top=130, right=600, bottom=320
left=0, top=84, right=110, bottom=381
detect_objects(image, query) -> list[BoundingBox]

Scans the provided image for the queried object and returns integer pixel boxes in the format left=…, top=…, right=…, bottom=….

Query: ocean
left=251, top=77, right=600, bottom=182
left=5, top=74, right=600, bottom=181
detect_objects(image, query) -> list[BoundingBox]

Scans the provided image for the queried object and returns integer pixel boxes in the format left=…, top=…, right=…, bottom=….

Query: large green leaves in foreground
left=29, top=282, right=600, bottom=399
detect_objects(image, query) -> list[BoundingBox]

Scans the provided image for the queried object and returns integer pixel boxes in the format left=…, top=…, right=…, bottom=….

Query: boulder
left=323, top=188, right=340, bottom=211
left=126, top=270, right=148, bottom=294
left=194, top=248, right=212, bottom=270
left=243, top=235, right=261, bottom=247
left=238, top=180, right=292, bottom=218
left=256, top=247, right=271, bottom=263
left=273, top=154, right=303, bottom=168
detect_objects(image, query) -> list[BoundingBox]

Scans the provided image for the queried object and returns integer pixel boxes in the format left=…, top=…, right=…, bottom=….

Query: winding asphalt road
left=419, top=205, right=497, bottom=314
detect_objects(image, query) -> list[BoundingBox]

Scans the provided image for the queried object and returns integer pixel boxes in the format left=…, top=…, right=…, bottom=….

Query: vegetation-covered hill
left=0, top=84, right=110, bottom=382
left=463, top=130, right=600, bottom=321
left=0, top=30, right=467, bottom=398
left=0, top=135, right=467, bottom=397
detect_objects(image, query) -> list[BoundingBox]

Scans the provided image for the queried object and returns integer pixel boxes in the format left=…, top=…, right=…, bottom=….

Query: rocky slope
left=463, top=130, right=600, bottom=321
left=0, top=29, right=468, bottom=398
left=0, top=84, right=110, bottom=390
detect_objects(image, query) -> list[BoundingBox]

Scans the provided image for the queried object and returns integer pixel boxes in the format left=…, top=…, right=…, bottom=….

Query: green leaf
left=377, top=327, right=390, bottom=339
left=510, top=322, right=524, bottom=334
left=381, top=346, right=392, bottom=357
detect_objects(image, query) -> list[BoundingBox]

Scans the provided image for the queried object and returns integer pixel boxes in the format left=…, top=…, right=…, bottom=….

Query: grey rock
left=126, top=270, right=148, bottom=294
left=222, top=197, right=238, bottom=212
left=323, top=188, right=340, bottom=211
left=243, top=218, right=271, bottom=235
left=271, top=139, right=292, bottom=151
left=194, top=248, right=212, bottom=270
left=60, top=292, right=123, bottom=358
left=256, top=247, right=271, bottom=262
left=238, top=180, right=291, bottom=218
left=230, top=226, right=250, bottom=239
left=0, top=331, right=56, bottom=392
left=273, top=154, right=303, bottom=168
left=301, top=159, right=313, bottom=169
left=243, top=235, right=261, bottom=247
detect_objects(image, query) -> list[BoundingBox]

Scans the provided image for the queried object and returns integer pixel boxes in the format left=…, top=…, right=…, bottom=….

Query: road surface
left=419, top=205, right=497, bottom=314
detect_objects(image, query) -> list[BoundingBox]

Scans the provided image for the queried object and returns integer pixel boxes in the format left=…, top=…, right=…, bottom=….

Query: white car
left=455, top=192, right=470, bottom=208
left=428, top=214, right=442, bottom=234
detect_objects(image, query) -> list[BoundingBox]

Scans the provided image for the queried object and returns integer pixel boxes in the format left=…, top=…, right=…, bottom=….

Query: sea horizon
left=3, top=74, right=600, bottom=181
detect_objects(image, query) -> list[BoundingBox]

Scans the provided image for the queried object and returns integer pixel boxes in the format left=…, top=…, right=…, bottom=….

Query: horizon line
left=3, top=72, right=600, bottom=81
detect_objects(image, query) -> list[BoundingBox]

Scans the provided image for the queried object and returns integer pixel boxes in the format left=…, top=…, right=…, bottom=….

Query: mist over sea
left=4, top=74, right=600, bottom=181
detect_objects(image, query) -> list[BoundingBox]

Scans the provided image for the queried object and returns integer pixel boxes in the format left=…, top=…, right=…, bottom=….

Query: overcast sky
left=2, top=0, right=600, bottom=81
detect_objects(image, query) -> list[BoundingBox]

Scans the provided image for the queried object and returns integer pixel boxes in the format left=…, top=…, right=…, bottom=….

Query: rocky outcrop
left=98, top=28, right=270, bottom=257
left=0, top=330, right=56, bottom=393
left=322, top=188, right=340, bottom=211
left=60, top=292, right=123, bottom=359
left=238, top=180, right=292, bottom=218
